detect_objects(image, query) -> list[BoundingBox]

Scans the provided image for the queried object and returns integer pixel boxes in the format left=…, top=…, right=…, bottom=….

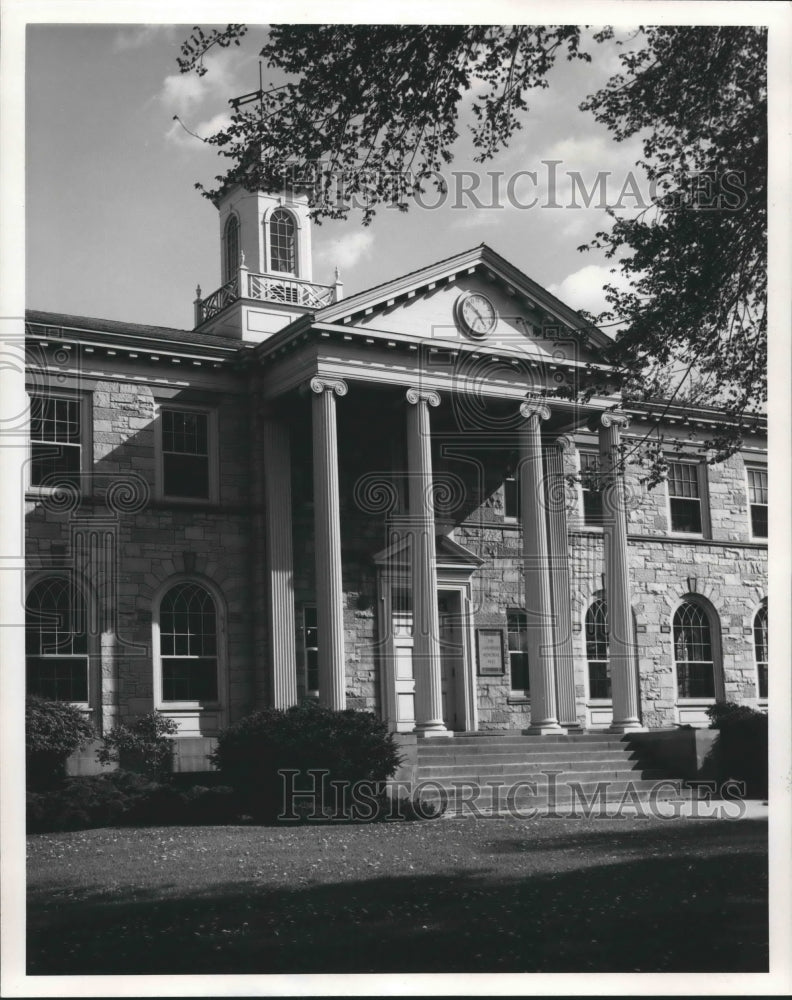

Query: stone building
left=24, top=184, right=768, bottom=769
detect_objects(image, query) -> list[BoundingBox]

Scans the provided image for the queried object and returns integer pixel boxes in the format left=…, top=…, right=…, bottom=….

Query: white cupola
left=193, top=185, right=341, bottom=342
left=218, top=187, right=313, bottom=284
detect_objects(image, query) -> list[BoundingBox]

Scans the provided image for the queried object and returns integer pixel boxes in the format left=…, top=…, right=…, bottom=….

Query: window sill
left=667, top=531, right=708, bottom=541
left=157, top=702, right=222, bottom=712
left=677, top=697, right=716, bottom=705
left=507, top=693, right=530, bottom=705
left=158, top=494, right=218, bottom=506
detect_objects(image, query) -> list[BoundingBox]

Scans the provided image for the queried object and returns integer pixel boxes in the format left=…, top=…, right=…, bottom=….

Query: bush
left=97, top=713, right=178, bottom=780
left=26, top=697, right=95, bottom=790
left=706, top=701, right=768, bottom=798
left=211, top=701, right=403, bottom=821
left=182, top=785, right=240, bottom=825
left=26, top=770, right=242, bottom=832
left=27, top=770, right=160, bottom=832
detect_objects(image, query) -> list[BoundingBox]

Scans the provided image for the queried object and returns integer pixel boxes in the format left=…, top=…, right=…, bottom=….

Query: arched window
left=754, top=602, right=768, bottom=699
left=223, top=214, right=239, bottom=284
left=159, top=582, right=218, bottom=702
left=585, top=598, right=611, bottom=699
left=26, top=577, right=88, bottom=701
left=269, top=209, right=296, bottom=274
left=673, top=601, right=716, bottom=698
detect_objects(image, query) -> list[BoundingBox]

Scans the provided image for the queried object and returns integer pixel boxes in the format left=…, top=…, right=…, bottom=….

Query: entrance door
left=438, top=590, right=464, bottom=731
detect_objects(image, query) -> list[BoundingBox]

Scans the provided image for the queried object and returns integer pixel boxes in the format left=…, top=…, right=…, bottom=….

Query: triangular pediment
left=315, top=243, right=611, bottom=367
left=373, top=532, right=484, bottom=572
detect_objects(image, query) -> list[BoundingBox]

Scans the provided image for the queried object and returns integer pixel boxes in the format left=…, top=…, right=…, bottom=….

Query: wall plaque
left=476, top=628, right=505, bottom=675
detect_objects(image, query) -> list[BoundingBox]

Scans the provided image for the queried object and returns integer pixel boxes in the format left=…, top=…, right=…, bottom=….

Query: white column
left=310, top=377, right=347, bottom=711
left=598, top=411, right=645, bottom=733
left=544, top=434, right=577, bottom=726
left=262, top=413, right=298, bottom=708
left=519, top=398, right=564, bottom=734
left=406, top=388, right=448, bottom=736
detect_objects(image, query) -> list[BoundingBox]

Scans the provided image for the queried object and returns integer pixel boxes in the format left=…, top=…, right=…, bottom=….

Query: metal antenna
left=229, top=60, right=266, bottom=113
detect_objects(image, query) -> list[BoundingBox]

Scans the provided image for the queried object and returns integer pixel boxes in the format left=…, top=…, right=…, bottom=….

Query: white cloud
left=113, top=25, right=176, bottom=52
left=320, top=232, right=375, bottom=271
left=548, top=264, right=631, bottom=317
left=159, top=51, right=239, bottom=116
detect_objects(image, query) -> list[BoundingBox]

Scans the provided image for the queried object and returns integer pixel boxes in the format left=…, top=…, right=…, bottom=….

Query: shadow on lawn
left=484, top=815, right=767, bottom=856
left=28, top=820, right=768, bottom=976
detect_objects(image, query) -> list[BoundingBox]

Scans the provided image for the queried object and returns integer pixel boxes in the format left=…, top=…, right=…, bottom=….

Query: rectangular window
left=506, top=610, right=529, bottom=691
left=747, top=468, right=768, bottom=538
left=503, top=476, right=519, bottom=520
left=304, top=605, right=319, bottom=695
left=161, top=660, right=218, bottom=702
left=161, top=408, right=211, bottom=500
left=667, top=462, right=703, bottom=533
left=27, top=660, right=87, bottom=702
left=29, top=395, right=82, bottom=488
left=579, top=452, right=603, bottom=526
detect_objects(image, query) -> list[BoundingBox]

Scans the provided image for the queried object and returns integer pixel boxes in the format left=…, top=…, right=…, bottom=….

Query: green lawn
left=27, top=814, right=768, bottom=975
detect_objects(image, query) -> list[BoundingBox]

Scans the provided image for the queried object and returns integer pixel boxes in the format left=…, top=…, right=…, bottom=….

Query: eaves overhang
left=25, top=314, right=253, bottom=370
left=252, top=318, right=615, bottom=381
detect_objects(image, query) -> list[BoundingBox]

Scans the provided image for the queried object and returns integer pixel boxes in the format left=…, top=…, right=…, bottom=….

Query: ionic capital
left=310, top=377, right=348, bottom=397
left=598, top=410, right=630, bottom=432
left=519, top=396, right=551, bottom=422
left=553, top=433, right=576, bottom=455
left=406, top=388, right=441, bottom=408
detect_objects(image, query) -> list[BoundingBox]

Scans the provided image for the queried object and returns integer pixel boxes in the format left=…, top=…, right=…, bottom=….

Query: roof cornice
left=314, top=242, right=611, bottom=351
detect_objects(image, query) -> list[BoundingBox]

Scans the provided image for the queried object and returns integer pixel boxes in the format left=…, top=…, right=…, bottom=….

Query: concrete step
left=417, top=746, right=641, bottom=762
left=417, top=767, right=674, bottom=784
left=412, top=777, right=697, bottom=814
left=437, top=732, right=627, bottom=743
left=416, top=761, right=668, bottom=779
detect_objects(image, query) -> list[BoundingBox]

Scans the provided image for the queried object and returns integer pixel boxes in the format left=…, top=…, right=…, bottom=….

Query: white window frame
left=26, top=387, right=92, bottom=496
left=672, top=598, right=722, bottom=704
left=578, top=449, right=604, bottom=531
left=152, top=575, right=227, bottom=715
left=753, top=601, right=768, bottom=702
left=506, top=608, right=529, bottom=695
left=25, top=572, right=94, bottom=710
left=665, top=460, right=710, bottom=538
left=502, top=475, right=519, bottom=523
left=746, top=465, right=768, bottom=540
left=222, top=212, right=240, bottom=285
left=154, top=402, right=219, bottom=504
left=302, top=603, right=319, bottom=697
left=266, top=207, right=299, bottom=278
left=584, top=597, right=612, bottom=703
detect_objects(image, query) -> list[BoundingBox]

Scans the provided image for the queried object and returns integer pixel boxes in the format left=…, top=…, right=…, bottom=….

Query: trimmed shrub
left=26, top=697, right=95, bottom=790
left=26, top=770, right=242, bottom=832
left=707, top=701, right=768, bottom=798
left=97, top=713, right=178, bottom=780
left=27, top=770, right=160, bottom=832
left=211, top=701, right=403, bottom=821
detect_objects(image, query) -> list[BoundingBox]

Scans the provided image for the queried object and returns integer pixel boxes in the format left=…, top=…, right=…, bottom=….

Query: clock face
left=457, top=292, right=498, bottom=338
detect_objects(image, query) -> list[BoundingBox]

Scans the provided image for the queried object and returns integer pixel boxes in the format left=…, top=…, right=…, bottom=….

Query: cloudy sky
left=22, top=19, right=673, bottom=330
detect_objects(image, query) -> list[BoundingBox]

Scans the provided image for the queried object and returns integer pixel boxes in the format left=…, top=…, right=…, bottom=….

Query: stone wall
left=25, top=375, right=255, bottom=737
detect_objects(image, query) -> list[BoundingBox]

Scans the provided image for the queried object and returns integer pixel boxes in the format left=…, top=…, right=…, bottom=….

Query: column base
left=526, top=723, right=566, bottom=735
left=415, top=724, right=453, bottom=738
left=608, top=722, right=647, bottom=734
